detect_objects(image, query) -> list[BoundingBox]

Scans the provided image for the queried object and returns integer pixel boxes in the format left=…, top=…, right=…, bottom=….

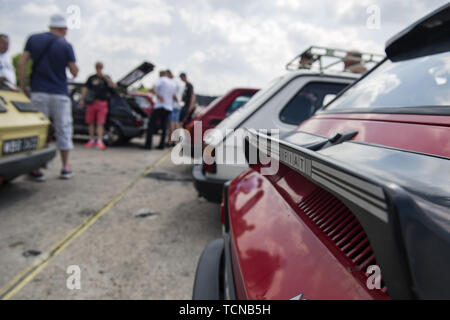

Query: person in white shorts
left=18, top=14, right=79, bottom=181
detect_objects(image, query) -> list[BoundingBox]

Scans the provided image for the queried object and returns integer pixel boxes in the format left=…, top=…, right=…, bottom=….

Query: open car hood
left=117, top=61, right=155, bottom=89
left=245, top=129, right=450, bottom=299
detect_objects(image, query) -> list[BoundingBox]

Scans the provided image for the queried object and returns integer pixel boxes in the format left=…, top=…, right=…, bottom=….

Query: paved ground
left=0, top=137, right=221, bottom=300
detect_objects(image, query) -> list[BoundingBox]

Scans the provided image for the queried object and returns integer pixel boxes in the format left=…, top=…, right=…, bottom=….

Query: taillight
left=202, top=147, right=216, bottom=173
left=136, top=119, right=143, bottom=126
left=202, top=161, right=216, bottom=174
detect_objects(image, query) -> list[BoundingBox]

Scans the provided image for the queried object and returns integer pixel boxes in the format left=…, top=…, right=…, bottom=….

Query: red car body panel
left=185, top=88, right=258, bottom=147
left=299, top=114, right=450, bottom=158
left=228, top=166, right=389, bottom=300
left=227, top=112, right=449, bottom=300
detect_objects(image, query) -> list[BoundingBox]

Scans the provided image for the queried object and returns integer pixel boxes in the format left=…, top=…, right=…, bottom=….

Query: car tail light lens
left=203, top=147, right=216, bottom=174
left=202, top=161, right=216, bottom=174
left=136, top=119, right=143, bottom=126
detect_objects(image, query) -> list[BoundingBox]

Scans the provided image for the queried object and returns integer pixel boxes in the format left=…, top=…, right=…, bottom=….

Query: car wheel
left=104, top=124, right=124, bottom=146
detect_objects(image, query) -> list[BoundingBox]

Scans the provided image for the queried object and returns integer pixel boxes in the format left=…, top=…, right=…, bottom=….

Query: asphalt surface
left=0, top=137, right=221, bottom=300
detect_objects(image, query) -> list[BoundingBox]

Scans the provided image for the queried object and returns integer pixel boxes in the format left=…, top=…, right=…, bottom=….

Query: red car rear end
left=184, top=88, right=258, bottom=156
left=193, top=4, right=450, bottom=300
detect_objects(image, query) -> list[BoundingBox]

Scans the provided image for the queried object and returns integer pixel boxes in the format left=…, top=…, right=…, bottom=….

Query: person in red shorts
left=79, top=62, right=116, bottom=150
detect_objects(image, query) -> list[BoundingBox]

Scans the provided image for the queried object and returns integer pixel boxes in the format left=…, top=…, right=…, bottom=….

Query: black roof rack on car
left=286, top=46, right=384, bottom=73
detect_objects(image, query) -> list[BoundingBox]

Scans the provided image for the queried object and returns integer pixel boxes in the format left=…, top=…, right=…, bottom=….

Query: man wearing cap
left=18, top=14, right=79, bottom=181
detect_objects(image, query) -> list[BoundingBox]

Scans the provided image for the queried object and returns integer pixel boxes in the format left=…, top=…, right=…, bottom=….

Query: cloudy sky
left=1, top=0, right=448, bottom=95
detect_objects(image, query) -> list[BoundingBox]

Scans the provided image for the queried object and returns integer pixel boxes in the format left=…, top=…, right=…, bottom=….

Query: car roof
left=207, top=70, right=357, bottom=148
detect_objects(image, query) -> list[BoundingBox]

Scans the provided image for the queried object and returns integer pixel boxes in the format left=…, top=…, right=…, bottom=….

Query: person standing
left=179, top=72, right=194, bottom=124
left=0, top=34, right=17, bottom=89
left=18, top=14, right=79, bottom=181
left=79, top=62, right=116, bottom=150
left=143, top=70, right=177, bottom=150
left=166, top=69, right=182, bottom=147
left=344, top=51, right=367, bottom=74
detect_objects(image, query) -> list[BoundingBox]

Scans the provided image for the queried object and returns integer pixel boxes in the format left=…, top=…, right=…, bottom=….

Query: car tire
left=104, top=124, right=124, bottom=146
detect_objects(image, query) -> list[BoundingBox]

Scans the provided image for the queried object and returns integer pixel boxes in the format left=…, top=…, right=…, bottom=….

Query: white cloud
left=3, top=0, right=449, bottom=95
left=21, top=2, right=61, bottom=17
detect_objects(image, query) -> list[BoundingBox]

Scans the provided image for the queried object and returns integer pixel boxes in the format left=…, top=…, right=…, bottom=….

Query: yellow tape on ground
left=0, top=151, right=171, bottom=300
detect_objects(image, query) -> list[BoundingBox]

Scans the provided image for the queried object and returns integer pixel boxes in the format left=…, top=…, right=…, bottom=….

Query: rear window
left=325, top=52, right=450, bottom=113
left=280, top=82, right=348, bottom=125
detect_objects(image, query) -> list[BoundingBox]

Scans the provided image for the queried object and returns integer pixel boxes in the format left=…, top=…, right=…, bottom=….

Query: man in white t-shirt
left=143, top=70, right=177, bottom=150
left=166, top=69, right=184, bottom=146
left=0, top=34, right=17, bottom=89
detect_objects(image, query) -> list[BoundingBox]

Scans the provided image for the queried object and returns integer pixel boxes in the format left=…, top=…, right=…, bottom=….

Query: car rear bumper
left=192, top=164, right=226, bottom=203
left=0, top=145, right=57, bottom=182
left=193, top=235, right=237, bottom=300
left=121, top=124, right=146, bottom=138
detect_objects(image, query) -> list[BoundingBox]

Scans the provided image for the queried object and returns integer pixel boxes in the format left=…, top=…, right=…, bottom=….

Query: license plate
left=2, top=136, right=39, bottom=155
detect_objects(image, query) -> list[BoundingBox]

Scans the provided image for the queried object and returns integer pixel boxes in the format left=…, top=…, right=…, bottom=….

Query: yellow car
left=0, top=89, right=56, bottom=184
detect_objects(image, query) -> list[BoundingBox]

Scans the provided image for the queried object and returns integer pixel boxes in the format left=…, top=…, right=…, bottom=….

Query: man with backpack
left=18, top=14, right=79, bottom=181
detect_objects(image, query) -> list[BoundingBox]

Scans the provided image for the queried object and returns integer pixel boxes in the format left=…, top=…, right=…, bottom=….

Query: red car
left=183, top=88, right=258, bottom=157
left=129, top=91, right=155, bottom=116
left=193, top=4, right=450, bottom=300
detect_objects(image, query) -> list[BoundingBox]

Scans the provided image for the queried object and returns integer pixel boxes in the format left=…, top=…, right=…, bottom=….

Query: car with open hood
left=193, top=3, right=450, bottom=300
left=71, top=62, right=154, bottom=145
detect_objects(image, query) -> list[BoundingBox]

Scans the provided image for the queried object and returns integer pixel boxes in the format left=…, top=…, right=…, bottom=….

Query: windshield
left=325, top=51, right=450, bottom=112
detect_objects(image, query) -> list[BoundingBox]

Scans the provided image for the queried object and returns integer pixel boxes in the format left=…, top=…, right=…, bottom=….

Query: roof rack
left=286, top=46, right=385, bottom=73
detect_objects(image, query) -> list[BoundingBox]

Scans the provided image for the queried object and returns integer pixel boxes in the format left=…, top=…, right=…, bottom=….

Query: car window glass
left=226, top=95, right=252, bottom=116
left=323, top=94, right=337, bottom=106
left=326, top=52, right=450, bottom=111
left=280, top=82, right=348, bottom=125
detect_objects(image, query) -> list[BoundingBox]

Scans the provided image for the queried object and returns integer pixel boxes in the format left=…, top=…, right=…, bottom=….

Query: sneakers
left=29, top=167, right=73, bottom=181
left=60, top=165, right=73, bottom=180
left=85, top=139, right=107, bottom=150
left=84, top=139, right=96, bottom=148
left=95, top=140, right=107, bottom=150
left=29, top=170, right=46, bottom=182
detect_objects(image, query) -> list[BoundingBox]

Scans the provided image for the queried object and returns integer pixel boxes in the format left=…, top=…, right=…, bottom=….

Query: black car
left=71, top=62, right=154, bottom=145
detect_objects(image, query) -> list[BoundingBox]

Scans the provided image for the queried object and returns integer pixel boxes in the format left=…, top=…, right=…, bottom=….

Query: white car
left=192, top=69, right=360, bottom=202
